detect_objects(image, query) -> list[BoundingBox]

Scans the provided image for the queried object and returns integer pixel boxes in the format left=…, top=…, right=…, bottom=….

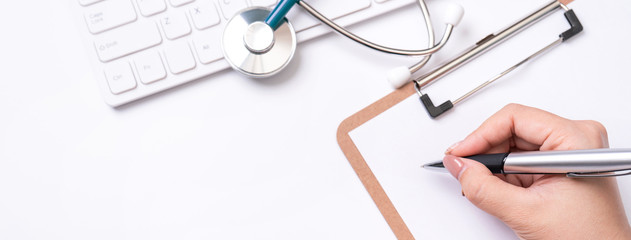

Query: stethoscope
left=222, top=0, right=583, bottom=119
left=222, top=0, right=464, bottom=87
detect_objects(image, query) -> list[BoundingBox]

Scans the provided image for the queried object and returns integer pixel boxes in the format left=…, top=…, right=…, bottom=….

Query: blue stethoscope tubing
left=265, top=0, right=299, bottom=30
left=222, top=0, right=464, bottom=86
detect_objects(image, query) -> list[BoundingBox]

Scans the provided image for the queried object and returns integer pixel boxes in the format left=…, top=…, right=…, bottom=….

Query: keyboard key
left=137, top=0, right=167, bottom=16
left=218, top=0, right=249, bottom=20
left=94, top=22, right=162, bottom=62
left=193, top=27, right=223, bottom=64
left=84, top=0, right=137, bottom=34
left=160, top=13, right=192, bottom=40
left=250, top=0, right=278, bottom=7
left=326, top=0, right=372, bottom=18
left=169, top=0, right=194, bottom=7
left=104, top=61, right=137, bottom=94
left=74, top=0, right=416, bottom=106
left=134, top=51, right=167, bottom=84
left=189, top=1, right=221, bottom=30
left=287, top=0, right=371, bottom=32
left=164, top=42, right=196, bottom=74
left=78, top=0, right=104, bottom=6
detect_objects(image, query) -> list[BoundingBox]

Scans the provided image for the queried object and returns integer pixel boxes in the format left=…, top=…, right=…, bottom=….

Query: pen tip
left=423, top=161, right=445, bottom=168
left=422, top=161, right=449, bottom=173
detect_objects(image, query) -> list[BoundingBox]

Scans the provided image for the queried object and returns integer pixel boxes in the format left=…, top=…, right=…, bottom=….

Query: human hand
left=443, top=104, right=631, bottom=239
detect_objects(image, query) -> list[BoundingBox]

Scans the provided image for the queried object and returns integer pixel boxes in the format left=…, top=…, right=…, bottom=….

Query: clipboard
left=336, top=81, right=520, bottom=240
left=335, top=0, right=571, bottom=235
left=335, top=0, right=631, bottom=238
left=336, top=83, right=510, bottom=239
left=335, top=74, right=631, bottom=239
left=336, top=83, right=418, bottom=239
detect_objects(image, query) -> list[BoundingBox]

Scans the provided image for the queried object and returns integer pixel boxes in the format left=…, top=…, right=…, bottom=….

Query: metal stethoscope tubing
left=300, top=0, right=464, bottom=88
left=222, top=0, right=463, bottom=82
left=297, top=0, right=455, bottom=57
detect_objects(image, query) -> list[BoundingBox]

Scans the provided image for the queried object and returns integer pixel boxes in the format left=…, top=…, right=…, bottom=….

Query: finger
left=512, top=137, right=541, bottom=151
left=443, top=155, right=535, bottom=221
left=539, top=120, right=609, bottom=150
left=449, top=104, right=571, bottom=156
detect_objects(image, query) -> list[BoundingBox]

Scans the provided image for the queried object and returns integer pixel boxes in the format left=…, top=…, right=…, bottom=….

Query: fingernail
left=445, top=141, right=462, bottom=154
left=443, top=155, right=466, bottom=180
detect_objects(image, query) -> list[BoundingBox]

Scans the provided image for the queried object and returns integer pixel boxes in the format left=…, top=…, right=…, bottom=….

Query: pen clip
left=566, top=168, right=631, bottom=178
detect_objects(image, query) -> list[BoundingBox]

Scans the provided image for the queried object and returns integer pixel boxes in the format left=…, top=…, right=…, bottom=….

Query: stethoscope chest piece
left=222, top=7, right=297, bottom=78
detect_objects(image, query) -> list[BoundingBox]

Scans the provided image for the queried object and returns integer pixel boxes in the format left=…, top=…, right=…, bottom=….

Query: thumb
left=443, top=155, right=533, bottom=221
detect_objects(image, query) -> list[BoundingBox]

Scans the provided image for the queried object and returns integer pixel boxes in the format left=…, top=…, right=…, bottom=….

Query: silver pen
left=423, top=148, right=631, bottom=177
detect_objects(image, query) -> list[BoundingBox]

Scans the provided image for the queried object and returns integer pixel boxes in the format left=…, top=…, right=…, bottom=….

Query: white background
left=1, top=0, right=630, bottom=239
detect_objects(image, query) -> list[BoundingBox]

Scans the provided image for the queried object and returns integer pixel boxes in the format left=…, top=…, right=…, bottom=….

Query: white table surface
left=1, top=0, right=629, bottom=239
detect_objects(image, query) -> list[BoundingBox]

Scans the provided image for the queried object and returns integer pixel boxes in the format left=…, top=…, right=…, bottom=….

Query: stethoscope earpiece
left=385, top=3, right=465, bottom=89
left=441, top=3, right=465, bottom=27
left=388, top=66, right=413, bottom=89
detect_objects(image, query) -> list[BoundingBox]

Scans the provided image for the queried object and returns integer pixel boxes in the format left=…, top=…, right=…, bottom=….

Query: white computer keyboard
left=72, top=0, right=416, bottom=106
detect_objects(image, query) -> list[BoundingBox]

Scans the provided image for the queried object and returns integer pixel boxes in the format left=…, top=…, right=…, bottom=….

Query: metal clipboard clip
left=415, top=0, right=583, bottom=118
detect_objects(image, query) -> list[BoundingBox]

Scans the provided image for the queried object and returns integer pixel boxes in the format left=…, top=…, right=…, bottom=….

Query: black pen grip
left=464, top=153, right=509, bottom=174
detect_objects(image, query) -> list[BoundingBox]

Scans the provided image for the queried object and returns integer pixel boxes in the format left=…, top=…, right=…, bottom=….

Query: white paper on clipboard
left=340, top=0, right=631, bottom=238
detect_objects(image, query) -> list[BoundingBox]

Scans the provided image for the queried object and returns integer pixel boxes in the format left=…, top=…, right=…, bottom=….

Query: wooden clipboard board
left=335, top=1, right=578, bottom=238
left=337, top=82, right=417, bottom=239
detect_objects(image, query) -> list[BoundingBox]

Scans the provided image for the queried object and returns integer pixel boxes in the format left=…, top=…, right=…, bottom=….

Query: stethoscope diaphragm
left=222, top=7, right=296, bottom=78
